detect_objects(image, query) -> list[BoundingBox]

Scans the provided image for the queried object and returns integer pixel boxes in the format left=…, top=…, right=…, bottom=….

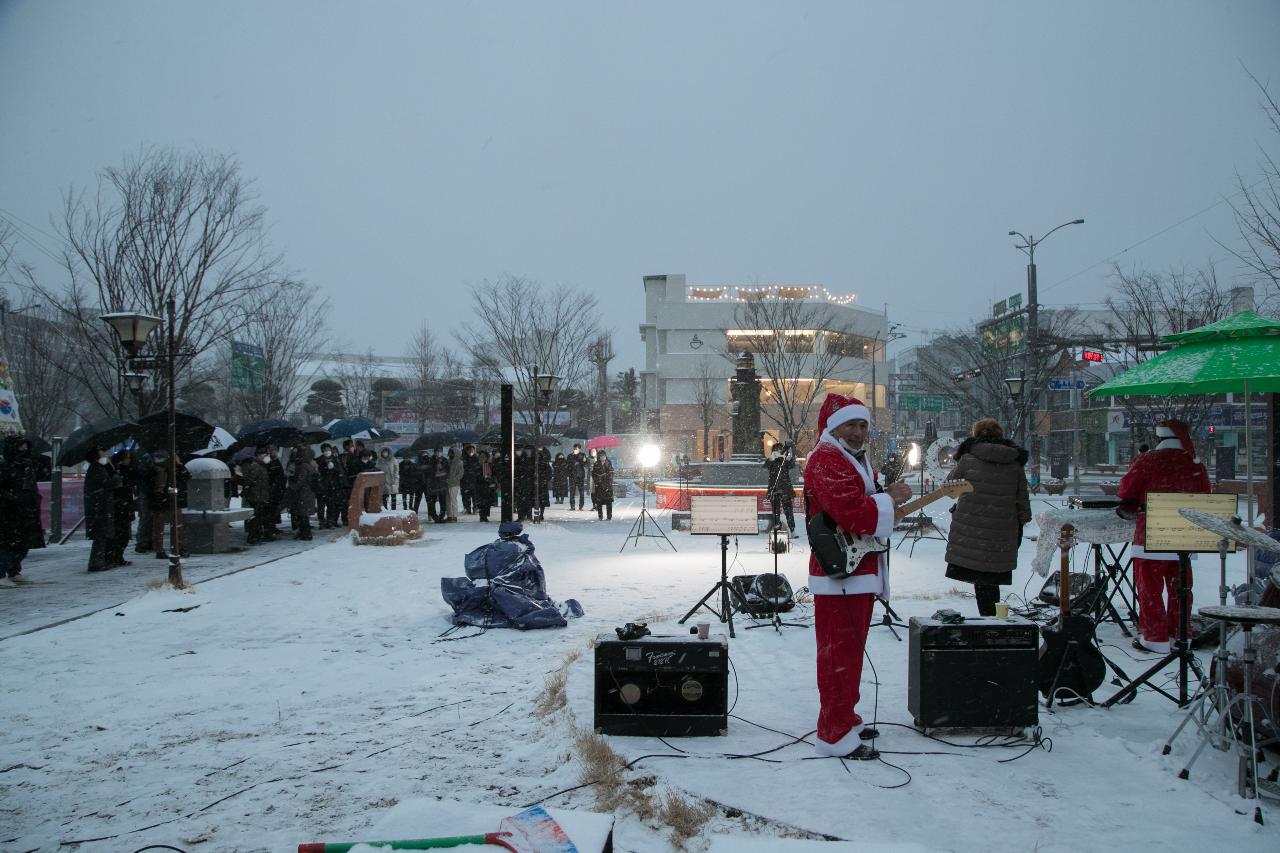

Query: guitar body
left=1038, top=615, right=1107, bottom=700
left=1037, top=522, right=1107, bottom=702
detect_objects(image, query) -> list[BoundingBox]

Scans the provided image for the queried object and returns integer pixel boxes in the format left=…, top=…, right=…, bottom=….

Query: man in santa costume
left=804, top=393, right=912, bottom=759
left=1116, top=419, right=1211, bottom=653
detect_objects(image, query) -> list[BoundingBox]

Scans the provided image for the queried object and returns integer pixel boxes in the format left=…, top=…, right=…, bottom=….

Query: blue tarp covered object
left=441, top=523, right=583, bottom=629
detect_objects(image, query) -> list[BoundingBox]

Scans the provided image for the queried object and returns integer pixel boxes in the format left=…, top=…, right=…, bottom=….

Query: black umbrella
left=133, top=411, right=217, bottom=456
left=448, top=428, right=479, bottom=444
left=476, top=429, right=557, bottom=448
left=230, top=445, right=257, bottom=465
left=237, top=418, right=307, bottom=447
left=394, top=446, right=417, bottom=458
left=299, top=427, right=332, bottom=444
left=58, top=418, right=139, bottom=466
left=24, top=436, right=53, bottom=455
left=409, top=432, right=455, bottom=452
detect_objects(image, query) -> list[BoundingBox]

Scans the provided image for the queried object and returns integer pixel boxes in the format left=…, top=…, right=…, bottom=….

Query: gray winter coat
left=943, top=437, right=1032, bottom=576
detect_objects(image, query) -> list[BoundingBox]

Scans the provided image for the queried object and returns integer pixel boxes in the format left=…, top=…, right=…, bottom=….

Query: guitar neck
left=893, top=488, right=951, bottom=521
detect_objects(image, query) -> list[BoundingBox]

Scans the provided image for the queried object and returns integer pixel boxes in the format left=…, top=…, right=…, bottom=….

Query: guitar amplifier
left=908, top=616, right=1039, bottom=730
left=594, top=634, right=728, bottom=737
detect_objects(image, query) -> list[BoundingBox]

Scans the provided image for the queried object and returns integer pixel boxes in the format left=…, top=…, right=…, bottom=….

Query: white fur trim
left=1156, top=425, right=1175, bottom=437
left=1155, top=437, right=1182, bottom=451
left=827, top=403, right=870, bottom=430
left=1139, top=637, right=1171, bottom=654
left=808, top=570, right=885, bottom=597
left=814, top=722, right=866, bottom=757
left=872, top=493, right=895, bottom=541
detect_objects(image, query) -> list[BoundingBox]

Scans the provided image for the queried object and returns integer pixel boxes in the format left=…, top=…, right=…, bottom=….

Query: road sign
left=1047, top=378, right=1087, bottom=391
left=899, top=394, right=947, bottom=412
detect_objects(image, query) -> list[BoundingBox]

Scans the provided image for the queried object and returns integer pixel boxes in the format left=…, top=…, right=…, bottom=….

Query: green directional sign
left=898, top=394, right=947, bottom=412
left=230, top=340, right=266, bottom=391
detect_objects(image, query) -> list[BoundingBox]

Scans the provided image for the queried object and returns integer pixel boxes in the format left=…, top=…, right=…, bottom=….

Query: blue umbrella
left=325, top=416, right=378, bottom=439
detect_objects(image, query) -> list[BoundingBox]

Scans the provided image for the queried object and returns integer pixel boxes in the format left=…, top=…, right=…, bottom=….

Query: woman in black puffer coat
left=944, top=418, right=1031, bottom=616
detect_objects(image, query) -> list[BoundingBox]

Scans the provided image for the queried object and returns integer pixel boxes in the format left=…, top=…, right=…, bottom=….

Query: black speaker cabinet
left=907, top=616, right=1039, bottom=730
left=594, top=634, right=728, bottom=737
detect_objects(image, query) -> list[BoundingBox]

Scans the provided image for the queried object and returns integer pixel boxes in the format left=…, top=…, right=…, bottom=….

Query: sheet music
left=1144, top=493, right=1239, bottom=554
left=690, top=495, right=759, bottom=535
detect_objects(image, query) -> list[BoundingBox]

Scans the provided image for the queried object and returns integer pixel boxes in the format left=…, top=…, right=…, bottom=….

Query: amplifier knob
left=619, top=682, right=643, bottom=706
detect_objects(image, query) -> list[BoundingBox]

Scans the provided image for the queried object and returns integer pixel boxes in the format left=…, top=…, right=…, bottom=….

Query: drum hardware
left=1160, top=511, right=1280, bottom=825
left=740, top=523, right=808, bottom=634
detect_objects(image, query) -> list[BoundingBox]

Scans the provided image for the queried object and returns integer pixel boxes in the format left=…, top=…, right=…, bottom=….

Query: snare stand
left=744, top=525, right=809, bottom=633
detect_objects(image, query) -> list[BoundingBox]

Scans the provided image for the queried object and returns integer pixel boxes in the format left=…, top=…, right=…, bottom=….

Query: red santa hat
left=818, top=393, right=870, bottom=434
left=1155, top=419, right=1198, bottom=462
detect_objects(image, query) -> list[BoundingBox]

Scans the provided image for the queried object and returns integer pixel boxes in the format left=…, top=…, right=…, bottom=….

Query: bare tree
left=23, top=147, right=280, bottom=419
left=331, top=350, right=386, bottom=418
left=1100, top=262, right=1234, bottom=442
left=726, top=297, right=856, bottom=445
left=1225, top=70, right=1280, bottom=301
left=2, top=300, right=79, bottom=437
left=455, top=275, right=601, bottom=426
left=403, top=323, right=442, bottom=431
left=692, top=360, right=724, bottom=458
left=221, top=278, right=329, bottom=423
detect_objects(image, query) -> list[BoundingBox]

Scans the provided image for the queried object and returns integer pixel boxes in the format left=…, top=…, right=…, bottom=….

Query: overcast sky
left=1, top=1, right=1278, bottom=373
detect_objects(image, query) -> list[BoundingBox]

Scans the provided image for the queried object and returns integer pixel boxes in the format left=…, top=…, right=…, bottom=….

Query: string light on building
left=684, top=284, right=857, bottom=305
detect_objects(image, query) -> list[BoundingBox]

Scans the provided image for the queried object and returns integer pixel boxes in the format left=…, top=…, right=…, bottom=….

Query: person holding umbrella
left=84, top=446, right=123, bottom=572
left=147, top=450, right=185, bottom=558
left=0, top=437, right=43, bottom=586
left=591, top=450, right=615, bottom=520
left=240, top=449, right=274, bottom=544
left=286, top=446, right=317, bottom=541
left=109, top=449, right=137, bottom=568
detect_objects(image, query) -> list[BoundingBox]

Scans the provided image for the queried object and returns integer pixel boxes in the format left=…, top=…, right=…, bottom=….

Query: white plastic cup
left=697, top=623, right=710, bottom=640
left=994, top=602, right=1010, bottom=620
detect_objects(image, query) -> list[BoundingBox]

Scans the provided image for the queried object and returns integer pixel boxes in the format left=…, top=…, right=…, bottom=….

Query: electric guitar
left=808, top=480, right=973, bottom=579
left=1037, top=523, right=1107, bottom=702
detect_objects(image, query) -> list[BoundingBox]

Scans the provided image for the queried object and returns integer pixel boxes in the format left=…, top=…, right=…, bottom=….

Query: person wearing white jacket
left=378, top=447, right=400, bottom=509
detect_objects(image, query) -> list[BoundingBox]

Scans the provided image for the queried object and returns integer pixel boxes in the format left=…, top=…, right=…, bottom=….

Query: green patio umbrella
left=1088, top=310, right=1280, bottom=584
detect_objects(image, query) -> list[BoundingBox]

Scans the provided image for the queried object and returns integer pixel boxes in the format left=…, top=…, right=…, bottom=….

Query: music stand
left=1102, top=493, right=1237, bottom=709
left=895, top=450, right=946, bottom=556
left=744, top=524, right=810, bottom=633
left=680, top=495, right=757, bottom=638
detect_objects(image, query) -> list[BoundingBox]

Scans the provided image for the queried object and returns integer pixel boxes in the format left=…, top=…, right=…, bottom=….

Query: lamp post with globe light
left=101, top=298, right=191, bottom=589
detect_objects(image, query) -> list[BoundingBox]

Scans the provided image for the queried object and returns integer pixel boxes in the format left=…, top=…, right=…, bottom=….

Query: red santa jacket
left=803, top=437, right=895, bottom=596
left=1116, top=447, right=1211, bottom=559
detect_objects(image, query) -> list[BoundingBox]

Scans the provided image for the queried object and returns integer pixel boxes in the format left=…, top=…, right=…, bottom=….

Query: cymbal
left=1179, top=509, right=1280, bottom=553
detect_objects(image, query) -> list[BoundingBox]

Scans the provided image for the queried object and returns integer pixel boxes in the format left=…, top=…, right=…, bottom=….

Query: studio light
left=907, top=442, right=921, bottom=468
left=638, top=444, right=661, bottom=468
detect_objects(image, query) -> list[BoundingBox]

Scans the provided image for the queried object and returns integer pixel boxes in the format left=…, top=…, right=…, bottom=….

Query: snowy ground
left=1, top=494, right=1277, bottom=852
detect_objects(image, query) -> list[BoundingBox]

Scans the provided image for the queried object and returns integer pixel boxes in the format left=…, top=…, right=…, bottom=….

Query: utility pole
left=1010, top=219, right=1084, bottom=482
left=587, top=334, right=614, bottom=434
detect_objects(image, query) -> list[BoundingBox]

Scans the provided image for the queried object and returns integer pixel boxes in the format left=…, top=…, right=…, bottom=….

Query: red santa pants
left=1134, top=557, right=1192, bottom=647
left=814, top=592, right=875, bottom=749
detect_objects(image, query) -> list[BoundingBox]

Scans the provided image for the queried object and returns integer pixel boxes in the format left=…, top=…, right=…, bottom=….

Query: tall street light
left=1007, top=218, right=1084, bottom=480
left=868, top=322, right=907, bottom=453
left=530, top=366, right=560, bottom=522
left=102, top=298, right=189, bottom=589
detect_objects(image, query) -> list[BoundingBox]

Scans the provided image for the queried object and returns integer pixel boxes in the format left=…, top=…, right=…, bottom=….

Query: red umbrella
left=586, top=434, right=622, bottom=450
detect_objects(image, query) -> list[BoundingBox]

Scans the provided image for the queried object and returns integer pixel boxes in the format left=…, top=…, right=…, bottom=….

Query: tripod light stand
left=896, top=441, right=945, bottom=557
left=621, top=444, right=677, bottom=552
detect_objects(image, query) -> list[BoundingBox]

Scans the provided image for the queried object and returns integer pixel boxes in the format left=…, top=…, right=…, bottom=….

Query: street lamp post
left=529, top=366, right=561, bottom=522
left=1008, top=219, right=1084, bottom=480
left=101, top=298, right=188, bottom=589
left=868, top=323, right=906, bottom=455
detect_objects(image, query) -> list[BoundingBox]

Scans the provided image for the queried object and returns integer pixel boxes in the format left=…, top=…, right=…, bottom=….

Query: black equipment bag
left=732, top=573, right=797, bottom=617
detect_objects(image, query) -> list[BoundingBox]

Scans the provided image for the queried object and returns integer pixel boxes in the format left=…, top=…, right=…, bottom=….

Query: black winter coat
left=84, top=461, right=123, bottom=542
left=0, top=439, right=44, bottom=550
left=591, top=458, right=614, bottom=504
left=944, top=436, right=1032, bottom=577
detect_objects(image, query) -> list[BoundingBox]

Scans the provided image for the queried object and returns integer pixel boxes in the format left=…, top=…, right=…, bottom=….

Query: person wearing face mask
left=378, top=446, right=399, bottom=510
left=241, top=450, right=274, bottom=544
left=552, top=451, right=568, bottom=505
left=422, top=449, right=447, bottom=523
left=460, top=444, right=480, bottom=515
left=586, top=448, right=598, bottom=512
left=764, top=441, right=798, bottom=536
left=315, top=444, right=341, bottom=529
left=566, top=444, right=588, bottom=510
left=84, top=446, right=123, bottom=572
left=475, top=449, right=496, bottom=522
left=514, top=446, right=535, bottom=521
left=109, top=449, right=136, bottom=568
left=286, top=445, right=317, bottom=541
left=147, top=450, right=187, bottom=559
left=804, top=394, right=912, bottom=760
left=591, top=451, right=614, bottom=520
left=445, top=446, right=463, bottom=522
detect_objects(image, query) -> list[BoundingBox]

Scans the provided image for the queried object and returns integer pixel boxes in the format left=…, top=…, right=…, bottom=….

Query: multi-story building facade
left=639, top=274, right=889, bottom=459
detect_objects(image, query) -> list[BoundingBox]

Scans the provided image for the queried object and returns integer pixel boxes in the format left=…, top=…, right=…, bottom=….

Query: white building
left=639, top=274, right=889, bottom=458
